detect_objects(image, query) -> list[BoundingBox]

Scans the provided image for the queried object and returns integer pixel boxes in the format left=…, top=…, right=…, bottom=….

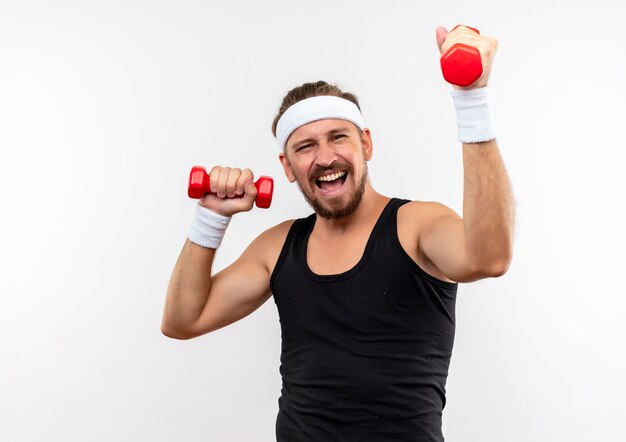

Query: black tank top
left=270, top=198, right=458, bottom=441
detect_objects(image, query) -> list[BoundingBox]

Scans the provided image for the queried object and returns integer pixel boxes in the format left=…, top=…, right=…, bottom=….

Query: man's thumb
left=436, top=26, right=448, bottom=52
left=244, top=178, right=257, bottom=198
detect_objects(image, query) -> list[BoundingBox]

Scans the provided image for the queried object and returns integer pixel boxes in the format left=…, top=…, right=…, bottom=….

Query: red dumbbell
left=440, top=25, right=483, bottom=87
left=187, top=166, right=274, bottom=209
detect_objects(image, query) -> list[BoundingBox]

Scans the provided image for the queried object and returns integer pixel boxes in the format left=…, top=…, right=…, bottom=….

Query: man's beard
left=297, top=163, right=368, bottom=220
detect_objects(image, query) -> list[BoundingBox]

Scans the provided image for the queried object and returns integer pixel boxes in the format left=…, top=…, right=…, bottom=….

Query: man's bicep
left=190, top=228, right=281, bottom=336
left=198, top=257, right=271, bottom=334
left=419, top=205, right=485, bottom=283
left=189, top=220, right=293, bottom=336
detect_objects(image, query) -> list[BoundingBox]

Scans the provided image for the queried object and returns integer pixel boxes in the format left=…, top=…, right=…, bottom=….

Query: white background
left=1, top=0, right=625, bottom=441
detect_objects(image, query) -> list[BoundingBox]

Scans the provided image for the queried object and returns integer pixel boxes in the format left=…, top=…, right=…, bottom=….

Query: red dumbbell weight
left=440, top=25, right=483, bottom=87
left=187, top=166, right=274, bottom=209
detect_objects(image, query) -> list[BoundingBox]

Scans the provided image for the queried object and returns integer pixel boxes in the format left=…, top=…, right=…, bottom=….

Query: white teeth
left=317, top=171, right=346, bottom=182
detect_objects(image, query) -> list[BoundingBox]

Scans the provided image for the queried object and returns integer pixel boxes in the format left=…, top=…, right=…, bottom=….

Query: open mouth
left=315, top=170, right=348, bottom=194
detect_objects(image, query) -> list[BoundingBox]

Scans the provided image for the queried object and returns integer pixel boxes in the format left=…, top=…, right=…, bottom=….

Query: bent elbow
left=485, top=264, right=509, bottom=278
left=161, top=329, right=189, bottom=340
left=161, top=322, right=197, bottom=340
left=468, top=250, right=513, bottom=279
left=480, top=256, right=512, bottom=278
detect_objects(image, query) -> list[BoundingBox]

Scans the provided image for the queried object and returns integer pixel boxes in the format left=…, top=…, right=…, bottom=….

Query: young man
left=162, top=26, right=514, bottom=441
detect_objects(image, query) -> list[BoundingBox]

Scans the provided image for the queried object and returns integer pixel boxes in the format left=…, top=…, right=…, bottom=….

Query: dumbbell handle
left=440, top=25, right=483, bottom=87
left=187, top=166, right=274, bottom=209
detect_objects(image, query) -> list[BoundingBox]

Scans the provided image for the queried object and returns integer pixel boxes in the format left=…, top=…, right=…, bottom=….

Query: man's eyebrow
left=290, top=126, right=351, bottom=149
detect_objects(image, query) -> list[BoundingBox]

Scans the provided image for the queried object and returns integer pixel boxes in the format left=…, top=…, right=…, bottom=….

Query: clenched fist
left=436, top=25, right=499, bottom=89
left=200, top=166, right=258, bottom=216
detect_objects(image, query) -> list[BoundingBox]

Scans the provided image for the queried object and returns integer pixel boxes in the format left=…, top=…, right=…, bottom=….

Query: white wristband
left=451, top=86, right=496, bottom=143
left=188, top=203, right=231, bottom=249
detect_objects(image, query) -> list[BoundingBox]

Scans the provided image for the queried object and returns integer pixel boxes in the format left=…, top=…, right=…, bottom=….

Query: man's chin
left=301, top=188, right=363, bottom=220
left=315, top=203, right=355, bottom=220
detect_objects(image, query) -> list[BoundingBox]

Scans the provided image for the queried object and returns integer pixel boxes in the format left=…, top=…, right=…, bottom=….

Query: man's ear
left=361, top=128, right=373, bottom=161
left=279, top=152, right=296, bottom=183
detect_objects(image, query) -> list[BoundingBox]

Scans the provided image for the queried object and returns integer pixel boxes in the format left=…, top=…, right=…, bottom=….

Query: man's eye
left=296, top=144, right=312, bottom=151
left=332, top=134, right=346, bottom=141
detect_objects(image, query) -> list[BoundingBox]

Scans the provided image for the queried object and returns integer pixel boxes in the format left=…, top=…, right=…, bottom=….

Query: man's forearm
left=162, top=240, right=215, bottom=338
left=462, top=139, right=515, bottom=274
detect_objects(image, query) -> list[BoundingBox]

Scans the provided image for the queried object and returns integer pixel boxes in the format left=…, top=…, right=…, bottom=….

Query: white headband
left=275, top=95, right=365, bottom=150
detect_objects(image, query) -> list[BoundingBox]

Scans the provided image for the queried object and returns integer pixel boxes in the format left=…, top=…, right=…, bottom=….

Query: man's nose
left=315, top=140, right=337, bottom=167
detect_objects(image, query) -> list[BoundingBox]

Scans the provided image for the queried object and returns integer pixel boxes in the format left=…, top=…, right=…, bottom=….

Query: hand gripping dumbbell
left=440, top=25, right=483, bottom=87
left=187, top=166, right=274, bottom=209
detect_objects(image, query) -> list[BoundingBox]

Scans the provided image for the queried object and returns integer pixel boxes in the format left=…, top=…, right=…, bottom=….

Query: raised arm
left=161, top=166, right=288, bottom=339
left=417, top=139, right=514, bottom=283
left=415, top=26, right=515, bottom=283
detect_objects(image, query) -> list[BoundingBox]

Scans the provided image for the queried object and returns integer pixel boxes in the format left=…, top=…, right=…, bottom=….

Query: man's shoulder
left=397, top=199, right=461, bottom=222
left=248, top=219, right=298, bottom=257
left=234, top=219, right=296, bottom=275
left=396, top=200, right=462, bottom=247
left=264, top=219, right=298, bottom=240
